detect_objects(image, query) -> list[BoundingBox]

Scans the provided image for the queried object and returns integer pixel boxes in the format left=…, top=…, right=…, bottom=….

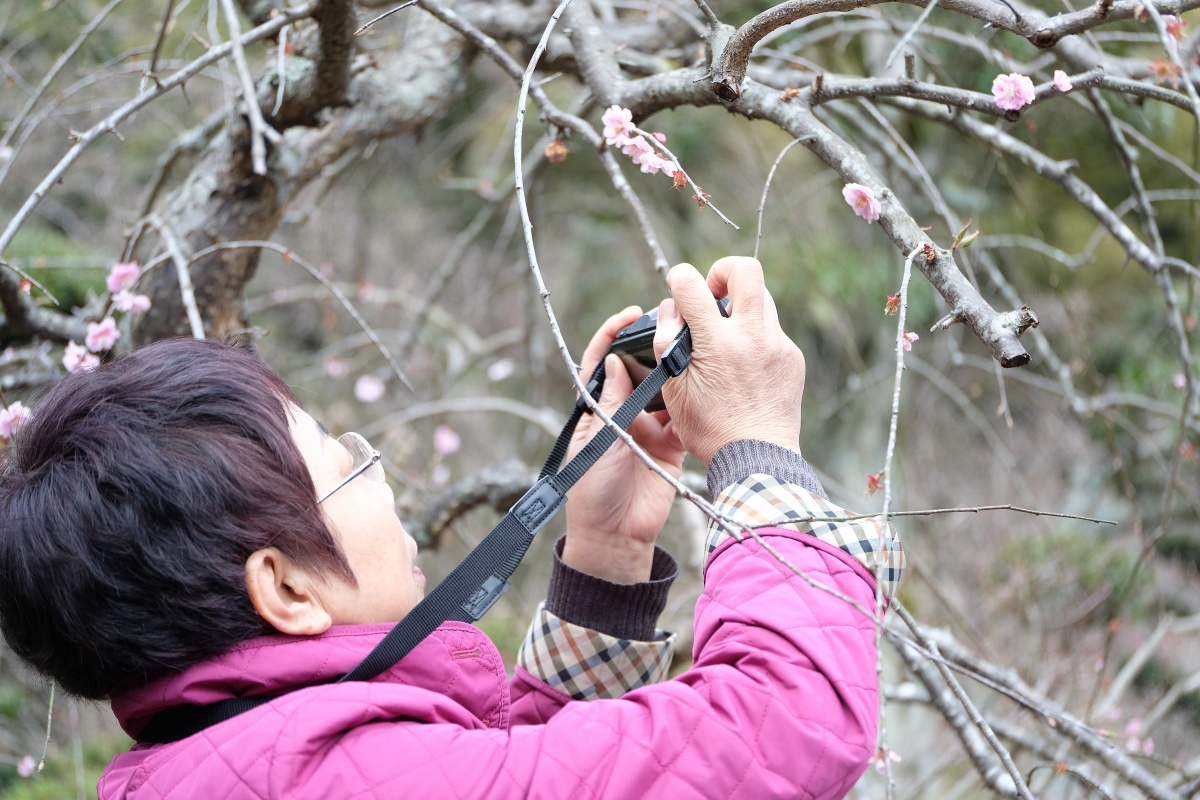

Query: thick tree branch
left=708, top=0, right=1200, bottom=99
left=312, top=0, right=357, bottom=110
left=134, top=10, right=467, bottom=343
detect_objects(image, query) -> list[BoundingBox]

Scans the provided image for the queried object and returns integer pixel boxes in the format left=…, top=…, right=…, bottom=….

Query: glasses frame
left=317, top=433, right=384, bottom=504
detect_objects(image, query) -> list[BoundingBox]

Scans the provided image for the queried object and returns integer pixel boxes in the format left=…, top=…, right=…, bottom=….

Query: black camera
left=607, top=297, right=729, bottom=413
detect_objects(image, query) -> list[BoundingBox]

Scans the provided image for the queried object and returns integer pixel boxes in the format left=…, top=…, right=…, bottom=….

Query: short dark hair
left=0, top=338, right=354, bottom=700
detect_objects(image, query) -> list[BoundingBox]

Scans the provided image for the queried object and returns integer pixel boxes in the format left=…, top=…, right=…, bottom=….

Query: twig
left=929, top=629, right=1184, bottom=800
left=754, top=138, right=803, bottom=260
left=38, top=680, right=55, bottom=773
left=629, top=123, right=740, bottom=229
left=1026, top=762, right=1117, bottom=800
left=691, top=0, right=720, bottom=28
left=355, top=0, right=419, bottom=35
left=218, top=0, right=282, bottom=176
left=0, top=2, right=315, bottom=259
left=1141, top=0, right=1200, bottom=123
left=885, top=0, right=940, bottom=70
left=873, top=243, right=921, bottom=799
left=142, top=0, right=177, bottom=92
left=893, top=602, right=1037, bottom=800
left=0, top=0, right=125, bottom=165
left=893, top=637, right=1023, bottom=798
left=146, top=214, right=205, bottom=339
left=417, top=0, right=666, bottom=272
left=751, top=502, right=1117, bottom=527
left=273, top=23, right=288, bottom=117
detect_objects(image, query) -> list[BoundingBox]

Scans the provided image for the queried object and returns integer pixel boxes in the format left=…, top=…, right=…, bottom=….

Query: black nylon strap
left=137, top=328, right=693, bottom=745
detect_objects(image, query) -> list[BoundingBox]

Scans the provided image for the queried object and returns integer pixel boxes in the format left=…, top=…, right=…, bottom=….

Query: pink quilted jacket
left=100, top=529, right=880, bottom=799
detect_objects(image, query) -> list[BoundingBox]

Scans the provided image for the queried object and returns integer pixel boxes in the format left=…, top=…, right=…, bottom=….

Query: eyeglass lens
left=339, top=432, right=384, bottom=483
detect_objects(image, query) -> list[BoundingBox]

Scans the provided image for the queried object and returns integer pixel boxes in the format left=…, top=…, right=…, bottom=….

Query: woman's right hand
left=653, top=257, right=806, bottom=465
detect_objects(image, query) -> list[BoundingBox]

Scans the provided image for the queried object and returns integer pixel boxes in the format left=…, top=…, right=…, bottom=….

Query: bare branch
left=0, top=1, right=315, bottom=263
left=218, top=0, right=282, bottom=176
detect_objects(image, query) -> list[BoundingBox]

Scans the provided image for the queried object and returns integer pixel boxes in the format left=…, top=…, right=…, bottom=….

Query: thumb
left=598, top=354, right=632, bottom=411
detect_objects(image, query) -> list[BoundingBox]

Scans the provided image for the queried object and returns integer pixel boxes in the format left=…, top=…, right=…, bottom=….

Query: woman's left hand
left=562, top=307, right=687, bottom=584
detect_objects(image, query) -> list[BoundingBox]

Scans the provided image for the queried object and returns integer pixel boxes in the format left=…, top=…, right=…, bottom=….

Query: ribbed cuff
left=545, top=537, right=678, bottom=641
left=706, top=439, right=828, bottom=500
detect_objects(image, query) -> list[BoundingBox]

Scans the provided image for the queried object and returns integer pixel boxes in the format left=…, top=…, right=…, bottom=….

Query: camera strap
left=137, top=327, right=694, bottom=745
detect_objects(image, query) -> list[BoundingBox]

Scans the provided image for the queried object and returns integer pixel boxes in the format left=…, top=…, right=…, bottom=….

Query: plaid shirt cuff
left=517, top=602, right=675, bottom=701
left=706, top=474, right=905, bottom=601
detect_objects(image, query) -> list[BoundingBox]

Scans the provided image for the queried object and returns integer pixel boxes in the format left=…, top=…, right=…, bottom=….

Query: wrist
left=562, top=529, right=656, bottom=584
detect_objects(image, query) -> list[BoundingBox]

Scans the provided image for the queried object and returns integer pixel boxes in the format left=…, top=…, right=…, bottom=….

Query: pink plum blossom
left=112, top=289, right=151, bottom=313
left=106, top=262, right=140, bottom=293
left=620, top=135, right=654, bottom=162
left=652, top=132, right=667, bottom=144
left=63, top=341, right=100, bottom=373
left=1165, top=15, right=1185, bottom=40
left=992, top=73, right=1037, bottom=111
left=0, top=401, right=31, bottom=440
left=602, top=105, right=634, bottom=144
left=17, top=755, right=35, bottom=778
left=901, top=331, right=919, bottom=351
left=638, top=153, right=676, bottom=176
left=85, top=317, right=120, bottom=352
left=354, top=375, right=385, bottom=403
left=842, top=183, right=881, bottom=222
left=1174, top=372, right=1187, bottom=389
left=433, top=424, right=461, bottom=455
left=1053, top=70, right=1073, bottom=92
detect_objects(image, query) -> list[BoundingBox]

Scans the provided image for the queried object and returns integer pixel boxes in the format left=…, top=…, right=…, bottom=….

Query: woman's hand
left=562, top=307, right=687, bottom=584
left=654, top=257, right=806, bottom=465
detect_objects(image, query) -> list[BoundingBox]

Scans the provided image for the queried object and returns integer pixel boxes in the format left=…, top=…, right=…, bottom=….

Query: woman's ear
left=245, top=548, right=334, bottom=636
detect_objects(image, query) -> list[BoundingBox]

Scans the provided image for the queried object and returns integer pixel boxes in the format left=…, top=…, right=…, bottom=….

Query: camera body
left=607, top=297, right=729, bottom=413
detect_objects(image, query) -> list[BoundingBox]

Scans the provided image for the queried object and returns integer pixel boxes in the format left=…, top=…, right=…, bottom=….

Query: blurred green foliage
left=6, top=226, right=105, bottom=313
left=0, top=737, right=127, bottom=800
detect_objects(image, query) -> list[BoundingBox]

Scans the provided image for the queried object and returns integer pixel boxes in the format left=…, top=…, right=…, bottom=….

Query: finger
left=628, top=409, right=685, bottom=466
left=666, top=263, right=722, bottom=337
left=653, top=298, right=684, bottom=360
left=597, top=354, right=633, bottom=412
left=580, top=305, right=643, bottom=377
left=705, top=256, right=764, bottom=322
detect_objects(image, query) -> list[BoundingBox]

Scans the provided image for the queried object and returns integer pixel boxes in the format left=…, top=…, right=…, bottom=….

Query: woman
left=0, top=257, right=902, bottom=799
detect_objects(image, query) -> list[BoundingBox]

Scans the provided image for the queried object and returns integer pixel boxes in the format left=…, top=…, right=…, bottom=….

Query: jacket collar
left=111, top=622, right=509, bottom=739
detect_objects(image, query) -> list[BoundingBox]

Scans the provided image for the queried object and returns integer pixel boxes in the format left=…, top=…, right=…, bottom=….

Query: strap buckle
left=659, top=329, right=693, bottom=377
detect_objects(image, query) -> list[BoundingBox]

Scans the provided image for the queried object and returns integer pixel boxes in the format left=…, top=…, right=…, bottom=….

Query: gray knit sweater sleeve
left=706, top=439, right=828, bottom=500
left=545, top=537, right=678, bottom=641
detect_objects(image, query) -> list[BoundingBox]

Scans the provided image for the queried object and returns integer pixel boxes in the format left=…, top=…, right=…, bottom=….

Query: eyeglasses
left=318, top=432, right=385, bottom=503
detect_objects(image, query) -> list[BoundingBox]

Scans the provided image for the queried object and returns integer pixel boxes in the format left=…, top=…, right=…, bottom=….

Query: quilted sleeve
left=357, top=527, right=882, bottom=800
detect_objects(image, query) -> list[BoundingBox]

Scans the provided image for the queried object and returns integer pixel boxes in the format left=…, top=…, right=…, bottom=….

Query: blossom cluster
left=62, top=261, right=153, bottom=374
left=602, top=106, right=678, bottom=179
